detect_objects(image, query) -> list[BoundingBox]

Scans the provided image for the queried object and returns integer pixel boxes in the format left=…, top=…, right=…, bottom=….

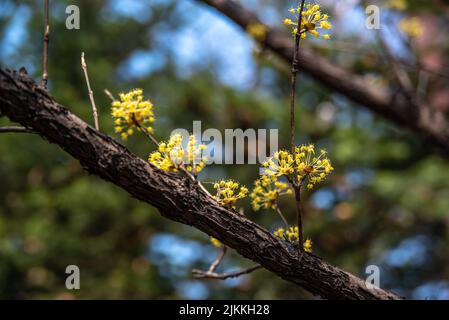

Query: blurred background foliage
left=1, top=0, right=449, bottom=299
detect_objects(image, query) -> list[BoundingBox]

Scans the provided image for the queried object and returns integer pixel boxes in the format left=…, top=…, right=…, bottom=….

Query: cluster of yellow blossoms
left=250, top=175, right=292, bottom=210
left=274, top=226, right=299, bottom=242
left=262, top=144, right=334, bottom=190
left=283, top=3, right=332, bottom=40
left=274, top=226, right=313, bottom=252
left=112, top=89, right=155, bottom=141
left=148, top=134, right=207, bottom=174
left=213, top=180, right=249, bottom=209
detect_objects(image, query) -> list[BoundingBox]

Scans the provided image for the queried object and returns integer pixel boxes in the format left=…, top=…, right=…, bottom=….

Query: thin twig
left=40, top=0, right=50, bottom=89
left=104, top=89, right=116, bottom=102
left=289, top=0, right=306, bottom=153
left=289, top=0, right=306, bottom=252
left=81, top=52, right=100, bottom=130
left=209, top=245, right=227, bottom=273
left=192, top=262, right=262, bottom=280
left=294, top=186, right=304, bottom=249
left=290, top=177, right=305, bottom=252
left=0, top=126, right=35, bottom=134
left=133, top=118, right=159, bottom=147
left=275, top=206, right=289, bottom=228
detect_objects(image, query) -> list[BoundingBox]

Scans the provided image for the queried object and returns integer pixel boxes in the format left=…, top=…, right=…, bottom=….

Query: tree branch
left=0, top=68, right=401, bottom=300
left=196, top=0, right=449, bottom=157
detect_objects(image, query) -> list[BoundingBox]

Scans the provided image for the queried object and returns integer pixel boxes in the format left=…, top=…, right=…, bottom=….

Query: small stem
left=0, top=126, right=35, bottom=134
left=289, top=0, right=306, bottom=153
left=192, top=265, right=262, bottom=280
left=208, top=245, right=227, bottom=273
left=180, top=165, right=214, bottom=198
left=133, top=119, right=159, bottom=147
left=81, top=52, right=100, bottom=130
left=40, top=0, right=50, bottom=89
left=294, top=179, right=305, bottom=250
left=104, top=89, right=116, bottom=102
left=275, top=206, right=289, bottom=228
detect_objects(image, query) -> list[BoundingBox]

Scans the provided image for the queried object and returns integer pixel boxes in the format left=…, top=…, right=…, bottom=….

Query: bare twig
left=294, top=187, right=304, bottom=249
left=40, top=0, right=50, bottom=89
left=81, top=52, right=100, bottom=130
left=192, top=265, right=262, bottom=280
left=210, top=245, right=227, bottom=273
left=275, top=206, right=289, bottom=228
left=192, top=247, right=261, bottom=280
left=0, top=126, right=34, bottom=134
left=104, top=89, right=116, bottom=102
left=289, top=0, right=306, bottom=153
left=133, top=118, right=159, bottom=147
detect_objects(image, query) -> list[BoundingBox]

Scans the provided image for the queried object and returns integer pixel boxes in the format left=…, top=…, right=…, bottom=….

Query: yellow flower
left=111, top=88, right=155, bottom=140
left=283, top=18, right=294, bottom=26
left=294, top=144, right=334, bottom=189
left=148, top=134, right=207, bottom=174
left=250, top=175, right=292, bottom=210
left=283, top=3, right=332, bottom=40
left=262, top=150, right=295, bottom=177
left=210, top=237, right=222, bottom=248
left=261, top=144, right=334, bottom=189
left=213, top=179, right=248, bottom=209
left=274, top=226, right=300, bottom=243
left=247, top=23, right=268, bottom=41
left=274, top=227, right=312, bottom=251
left=399, top=17, right=424, bottom=38
left=303, top=238, right=313, bottom=252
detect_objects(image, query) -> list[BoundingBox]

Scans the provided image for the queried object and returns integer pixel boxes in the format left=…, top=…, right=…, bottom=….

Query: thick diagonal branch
left=0, top=68, right=401, bottom=300
left=196, top=0, right=449, bottom=156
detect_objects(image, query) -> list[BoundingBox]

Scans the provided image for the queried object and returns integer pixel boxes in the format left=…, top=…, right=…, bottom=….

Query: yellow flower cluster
left=303, top=239, right=313, bottom=253
left=283, top=3, right=332, bottom=40
left=295, top=144, right=334, bottom=189
left=148, top=134, right=207, bottom=174
left=274, top=226, right=313, bottom=252
left=213, top=180, right=249, bottom=209
left=250, top=175, right=292, bottom=210
left=247, top=23, right=268, bottom=41
left=274, top=226, right=299, bottom=243
left=112, top=89, right=155, bottom=141
left=399, top=17, right=423, bottom=38
left=262, top=144, right=334, bottom=189
left=386, top=0, right=407, bottom=11
left=263, top=150, right=295, bottom=176
left=210, top=237, right=222, bottom=248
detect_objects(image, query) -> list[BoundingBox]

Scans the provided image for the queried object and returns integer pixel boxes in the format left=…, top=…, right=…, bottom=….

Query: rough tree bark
left=197, top=0, right=449, bottom=156
left=0, top=68, right=401, bottom=299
